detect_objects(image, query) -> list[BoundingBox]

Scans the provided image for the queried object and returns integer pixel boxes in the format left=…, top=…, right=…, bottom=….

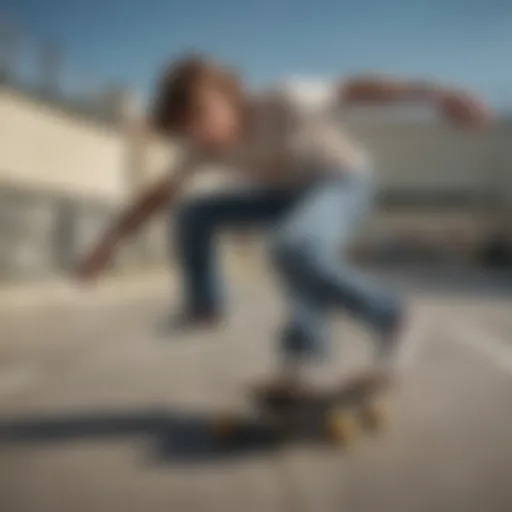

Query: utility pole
left=0, top=18, right=19, bottom=84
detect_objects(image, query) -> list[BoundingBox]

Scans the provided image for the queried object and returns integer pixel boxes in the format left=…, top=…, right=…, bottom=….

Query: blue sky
left=2, top=0, right=511, bottom=108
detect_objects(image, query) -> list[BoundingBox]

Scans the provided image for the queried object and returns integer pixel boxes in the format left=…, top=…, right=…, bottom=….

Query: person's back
left=185, top=76, right=369, bottom=186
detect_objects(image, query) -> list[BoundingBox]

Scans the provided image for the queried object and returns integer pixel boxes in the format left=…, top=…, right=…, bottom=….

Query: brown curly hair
left=151, top=54, right=247, bottom=136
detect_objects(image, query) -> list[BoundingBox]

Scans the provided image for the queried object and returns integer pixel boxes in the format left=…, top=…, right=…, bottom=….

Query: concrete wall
left=349, top=119, right=512, bottom=195
left=0, top=87, right=128, bottom=201
left=0, top=86, right=143, bottom=281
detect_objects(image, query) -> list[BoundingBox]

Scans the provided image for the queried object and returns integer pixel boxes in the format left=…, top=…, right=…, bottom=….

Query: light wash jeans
left=173, top=172, right=401, bottom=361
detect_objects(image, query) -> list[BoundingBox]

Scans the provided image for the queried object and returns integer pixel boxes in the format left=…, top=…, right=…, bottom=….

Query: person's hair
left=151, top=54, right=247, bottom=136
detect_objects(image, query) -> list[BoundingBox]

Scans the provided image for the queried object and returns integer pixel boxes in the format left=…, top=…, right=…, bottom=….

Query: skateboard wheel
left=360, top=398, right=388, bottom=431
left=212, top=413, right=240, bottom=439
left=326, top=410, right=359, bottom=445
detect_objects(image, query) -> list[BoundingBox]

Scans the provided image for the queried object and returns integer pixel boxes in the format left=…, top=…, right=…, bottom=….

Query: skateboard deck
left=212, top=373, right=392, bottom=447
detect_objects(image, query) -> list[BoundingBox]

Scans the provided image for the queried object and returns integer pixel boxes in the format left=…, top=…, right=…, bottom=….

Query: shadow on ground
left=0, top=408, right=291, bottom=466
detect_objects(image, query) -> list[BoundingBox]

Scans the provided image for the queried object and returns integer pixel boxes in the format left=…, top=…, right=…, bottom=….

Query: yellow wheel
left=212, top=413, right=240, bottom=439
left=359, top=397, right=388, bottom=432
left=326, top=409, right=359, bottom=446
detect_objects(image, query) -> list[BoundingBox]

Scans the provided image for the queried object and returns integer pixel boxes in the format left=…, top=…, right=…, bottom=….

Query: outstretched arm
left=76, top=154, right=196, bottom=282
left=339, top=75, right=491, bottom=127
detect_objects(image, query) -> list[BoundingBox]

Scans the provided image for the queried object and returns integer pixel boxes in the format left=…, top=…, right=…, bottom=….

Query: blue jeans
left=173, top=172, right=401, bottom=361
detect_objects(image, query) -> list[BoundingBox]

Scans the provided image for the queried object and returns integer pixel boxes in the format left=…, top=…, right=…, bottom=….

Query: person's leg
left=269, top=174, right=404, bottom=377
left=172, top=186, right=296, bottom=325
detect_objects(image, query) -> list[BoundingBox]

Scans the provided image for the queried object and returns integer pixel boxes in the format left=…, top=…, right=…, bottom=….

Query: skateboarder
left=77, top=55, right=491, bottom=388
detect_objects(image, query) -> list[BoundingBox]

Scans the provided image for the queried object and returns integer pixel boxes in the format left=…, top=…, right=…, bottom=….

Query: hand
left=75, top=242, right=113, bottom=284
left=437, top=89, right=492, bottom=128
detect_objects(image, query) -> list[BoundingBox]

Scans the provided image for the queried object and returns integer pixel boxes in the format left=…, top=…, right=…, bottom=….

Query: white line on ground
left=449, top=324, right=512, bottom=375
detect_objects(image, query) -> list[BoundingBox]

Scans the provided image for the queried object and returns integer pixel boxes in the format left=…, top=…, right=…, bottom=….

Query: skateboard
left=212, top=373, right=391, bottom=447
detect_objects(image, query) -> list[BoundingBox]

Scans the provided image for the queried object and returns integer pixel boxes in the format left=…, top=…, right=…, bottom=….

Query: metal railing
left=1, top=182, right=508, bottom=283
left=0, top=184, right=170, bottom=282
left=0, top=20, right=136, bottom=125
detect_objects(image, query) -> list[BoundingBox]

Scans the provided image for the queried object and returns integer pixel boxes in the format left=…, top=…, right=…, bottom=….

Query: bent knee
left=269, top=232, right=322, bottom=272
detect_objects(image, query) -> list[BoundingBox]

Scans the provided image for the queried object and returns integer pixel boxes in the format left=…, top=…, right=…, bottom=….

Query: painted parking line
left=449, top=323, right=512, bottom=375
